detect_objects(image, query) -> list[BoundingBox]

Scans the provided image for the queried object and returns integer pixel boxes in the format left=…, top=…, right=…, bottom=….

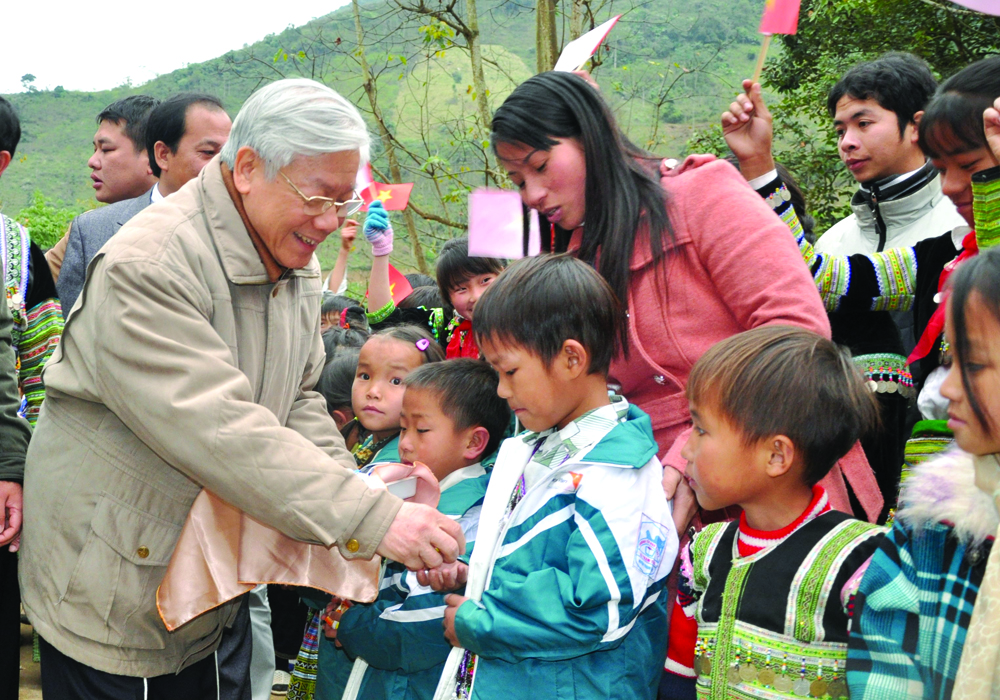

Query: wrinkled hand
left=985, top=96, right=1000, bottom=165
left=363, top=201, right=393, bottom=257
left=0, top=481, right=22, bottom=552
left=376, top=501, right=466, bottom=571
left=416, top=560, right=468, bottom=592
left=722, top=79, right=775, bottom=181
left=340, top=220, right=359, bottom=252
left=443, top=594, right=468, bottom=647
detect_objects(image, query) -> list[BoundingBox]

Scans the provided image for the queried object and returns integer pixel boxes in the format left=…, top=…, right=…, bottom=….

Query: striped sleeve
left=755, top=176, right=919, bottom=314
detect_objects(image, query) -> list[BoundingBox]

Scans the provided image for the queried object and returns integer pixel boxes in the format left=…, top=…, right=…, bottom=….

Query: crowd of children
left=261, top=49, right=1000, bottom=700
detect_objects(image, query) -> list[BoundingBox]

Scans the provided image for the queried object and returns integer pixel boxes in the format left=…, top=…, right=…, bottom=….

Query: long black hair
left=491, top=72, right=672, bottom=355
left=919, top=55, right=1000, bottom=158
left=949, top=247, right=1000, bottom=433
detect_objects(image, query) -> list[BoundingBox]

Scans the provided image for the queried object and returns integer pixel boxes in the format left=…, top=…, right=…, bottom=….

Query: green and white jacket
left=433, top=398, right=677, bottom=700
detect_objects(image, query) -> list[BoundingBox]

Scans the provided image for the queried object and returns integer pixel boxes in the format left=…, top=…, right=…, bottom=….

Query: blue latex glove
left=363, top=200, right=391, bottom=238
left=363, top=200, right=393, bottom=256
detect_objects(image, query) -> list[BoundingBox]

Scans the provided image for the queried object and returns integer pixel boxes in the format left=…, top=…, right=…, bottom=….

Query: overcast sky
left=2, top=0, right=351, bottom=94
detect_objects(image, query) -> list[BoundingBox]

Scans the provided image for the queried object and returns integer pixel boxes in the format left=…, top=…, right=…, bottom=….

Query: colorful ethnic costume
left=1, top=213, right=63, bottom=426
left=847, top=451, right=998, bottom=699
left=682, top=487, right=883, bottom=700
left=432, top=397, right=677, bottom=700
left=756, top=166, right=1000, bottom=517
left=335, top=462, right=492, bottom=700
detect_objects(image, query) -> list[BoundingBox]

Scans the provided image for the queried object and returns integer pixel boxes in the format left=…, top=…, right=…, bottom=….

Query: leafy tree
left=20, top=74, right=37, bottom=92
left=15, top=191, right=96, bottom=250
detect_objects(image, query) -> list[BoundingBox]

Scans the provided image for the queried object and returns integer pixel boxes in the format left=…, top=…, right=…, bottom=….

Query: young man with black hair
left=57, top=93, right=231, bottom=313
left=820, top=52, right=964, bottom=258
left=45, top=94, right=160, bottom=281
left=717, top=54, right=966, bottom=525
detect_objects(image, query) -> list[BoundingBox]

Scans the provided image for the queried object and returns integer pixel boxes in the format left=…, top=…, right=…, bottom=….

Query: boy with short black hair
left=432, top=254, right=676, bottom=700
left=329, top=359, right=512, bottom=700
left=676, top=325, right=885, bottom=700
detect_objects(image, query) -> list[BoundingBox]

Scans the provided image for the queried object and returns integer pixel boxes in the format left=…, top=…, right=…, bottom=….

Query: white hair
left=220, top=78, right=370, bottom=179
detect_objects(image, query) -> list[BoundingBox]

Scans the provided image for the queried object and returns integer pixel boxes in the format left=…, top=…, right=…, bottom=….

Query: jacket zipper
left=869, top=183, right=888, bottom=252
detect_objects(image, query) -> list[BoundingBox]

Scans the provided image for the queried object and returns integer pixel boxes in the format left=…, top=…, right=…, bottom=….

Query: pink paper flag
left=468, top=189, right=540, bottom=259
left=949, top=0, right=1000, bottom=13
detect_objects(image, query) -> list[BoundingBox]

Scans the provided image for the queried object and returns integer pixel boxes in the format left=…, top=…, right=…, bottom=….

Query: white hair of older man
left=220, top=78, right=370, bottom=180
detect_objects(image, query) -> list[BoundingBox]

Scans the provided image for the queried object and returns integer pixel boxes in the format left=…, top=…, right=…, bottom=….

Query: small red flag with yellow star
left=356, top=163, right=414, bottom=211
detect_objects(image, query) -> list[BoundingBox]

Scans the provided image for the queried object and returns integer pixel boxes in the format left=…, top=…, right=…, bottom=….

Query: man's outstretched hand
left=376, top=501, right=466, bottom=571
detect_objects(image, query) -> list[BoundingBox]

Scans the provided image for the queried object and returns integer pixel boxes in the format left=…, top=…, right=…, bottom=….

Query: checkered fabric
left=847, top=520, right=992, bottom=699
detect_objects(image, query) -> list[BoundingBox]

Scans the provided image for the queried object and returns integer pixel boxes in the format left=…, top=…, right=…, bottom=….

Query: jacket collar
left=849, top=165, right=945, bottom=234
left=897, top=448, right=1000, bottom=547
left=115, top=187, right=156, bottom=228
left=199, top=156, right=319, bottom=285
left=576, top=404, right=659, bottom=469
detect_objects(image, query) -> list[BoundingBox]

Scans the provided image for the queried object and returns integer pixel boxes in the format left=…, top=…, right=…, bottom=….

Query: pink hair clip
left=415, top=338, right=431, bottom=352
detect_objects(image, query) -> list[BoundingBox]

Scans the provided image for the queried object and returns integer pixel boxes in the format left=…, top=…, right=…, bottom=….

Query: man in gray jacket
left=58, top=93, right=231, bottom=315
left=21, top=78, right=463, bottom=699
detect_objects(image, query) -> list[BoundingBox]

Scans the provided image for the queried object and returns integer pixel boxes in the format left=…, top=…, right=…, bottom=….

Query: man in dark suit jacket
left=58, top=93, right=231, bottom=315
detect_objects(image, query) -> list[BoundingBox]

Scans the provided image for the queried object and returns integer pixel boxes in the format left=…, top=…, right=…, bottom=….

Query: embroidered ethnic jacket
left=687, top=512, right=883, bottom=700
left=1, top=213, right=63, bottom=426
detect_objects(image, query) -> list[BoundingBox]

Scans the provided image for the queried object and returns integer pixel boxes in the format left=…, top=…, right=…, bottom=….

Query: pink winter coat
left=572, top=155, right=882, bottom=521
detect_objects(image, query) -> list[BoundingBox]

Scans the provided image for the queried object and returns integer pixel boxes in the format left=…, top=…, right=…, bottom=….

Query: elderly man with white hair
left=19, top=79, right=464, bottom=699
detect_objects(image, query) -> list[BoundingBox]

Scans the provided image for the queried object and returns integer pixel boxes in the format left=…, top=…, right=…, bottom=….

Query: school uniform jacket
left=337, top=463, right=492, bottom=700
left=433, top=403, right=677, bottom=700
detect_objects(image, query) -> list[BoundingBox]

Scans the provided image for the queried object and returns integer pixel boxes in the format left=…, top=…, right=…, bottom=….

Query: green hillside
left=0, top=0, right=762, bottom=278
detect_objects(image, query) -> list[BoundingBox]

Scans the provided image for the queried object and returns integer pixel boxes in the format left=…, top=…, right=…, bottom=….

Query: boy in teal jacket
left=434, top=256, right=677, bottom=700
left=324, top=359, right=512, bottom=700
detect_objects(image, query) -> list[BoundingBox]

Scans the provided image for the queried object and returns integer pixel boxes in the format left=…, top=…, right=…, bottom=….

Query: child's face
left=929, top=142, right=999, bottom=227
left=941, top=293, right=1000, bottom=455
left=399, top=387, right=484, bottom=481
left=320, top=311, right=339, bottom=334
left=681, top=399, right=771, bottom=512
left=448, top=272, right=497, bottom=321
left=352, top=336, right=425, bottom=439
left=480, top=338, right=579, bottom=433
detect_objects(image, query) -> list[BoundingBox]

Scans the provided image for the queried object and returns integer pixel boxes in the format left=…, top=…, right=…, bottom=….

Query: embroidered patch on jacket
left=636, top=514, right=670, bottom=578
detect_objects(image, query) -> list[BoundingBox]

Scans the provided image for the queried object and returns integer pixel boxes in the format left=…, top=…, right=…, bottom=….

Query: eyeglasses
left=279, top=171, right=364, bottom=217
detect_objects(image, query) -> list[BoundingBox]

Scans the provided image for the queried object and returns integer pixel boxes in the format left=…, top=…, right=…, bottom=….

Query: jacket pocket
left=58, top=493, right=183, bottom=649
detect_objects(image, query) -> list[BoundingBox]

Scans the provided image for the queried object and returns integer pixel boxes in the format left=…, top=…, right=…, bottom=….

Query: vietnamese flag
left=759, top=0, right=800, bottom=34
left=355, top=163, right=414, bottom=212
